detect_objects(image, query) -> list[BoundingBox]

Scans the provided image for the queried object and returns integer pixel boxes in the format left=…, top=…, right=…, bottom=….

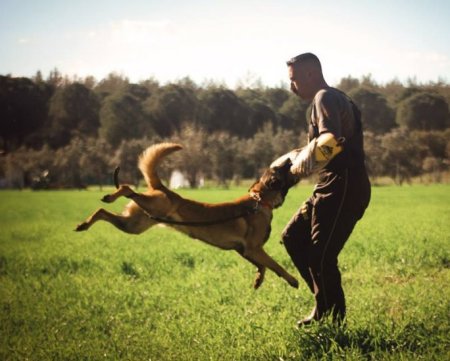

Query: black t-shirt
left=310, top=87, right=356, bottom=141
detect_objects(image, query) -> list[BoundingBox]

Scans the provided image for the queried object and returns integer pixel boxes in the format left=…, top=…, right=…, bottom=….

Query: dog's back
left=138, top=143, right=183, bottom=189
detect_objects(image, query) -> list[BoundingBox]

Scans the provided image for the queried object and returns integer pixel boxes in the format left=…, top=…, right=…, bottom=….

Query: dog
left=76, top=143, right=299, bottom=289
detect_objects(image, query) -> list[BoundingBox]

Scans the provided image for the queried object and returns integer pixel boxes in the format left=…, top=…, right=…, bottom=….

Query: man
left=274, top=53, right=371, bottom=326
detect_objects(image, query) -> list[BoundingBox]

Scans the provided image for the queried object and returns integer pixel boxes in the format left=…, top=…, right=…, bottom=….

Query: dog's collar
left=257, top=200, right=273, bottom=210
left=250, top=196, right=273, bottom=211
left=249, top=191, right=273, bottom=211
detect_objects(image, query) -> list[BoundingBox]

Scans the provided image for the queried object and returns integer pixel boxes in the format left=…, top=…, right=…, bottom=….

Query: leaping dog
left=76, top=143, right=298, bottom=289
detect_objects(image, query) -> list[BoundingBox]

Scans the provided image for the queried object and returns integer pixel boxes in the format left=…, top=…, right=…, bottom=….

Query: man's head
left=287, top=52, right=327, bottom=100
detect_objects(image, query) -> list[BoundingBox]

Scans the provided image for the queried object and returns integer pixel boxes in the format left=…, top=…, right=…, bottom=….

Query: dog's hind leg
left=101, top=185, right=136, bottom=203
left=244, top=248, right=299, bottom=289
left=75, top=208, right=153, bottom=234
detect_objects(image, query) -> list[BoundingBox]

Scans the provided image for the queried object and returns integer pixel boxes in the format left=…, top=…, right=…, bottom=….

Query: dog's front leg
left=236, top=250, right=266, bottom=289
left=253, top=266, right=266, bottom=289
left=244, top=259, right=266, bottom=289
left=244, top=248, right=299, bottom=289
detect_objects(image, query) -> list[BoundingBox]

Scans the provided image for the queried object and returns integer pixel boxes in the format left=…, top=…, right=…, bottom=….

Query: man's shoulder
left=314, top=87, right=346, bottom=102
left=314, top=88, right=351, bottom=110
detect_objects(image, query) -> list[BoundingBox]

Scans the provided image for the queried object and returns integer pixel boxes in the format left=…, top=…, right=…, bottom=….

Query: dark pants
left=282, top=166, right=371, bottom=322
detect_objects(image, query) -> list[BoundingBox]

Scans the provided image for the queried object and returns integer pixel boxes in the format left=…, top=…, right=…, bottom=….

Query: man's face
left=288, top=64, right=312, bottom=100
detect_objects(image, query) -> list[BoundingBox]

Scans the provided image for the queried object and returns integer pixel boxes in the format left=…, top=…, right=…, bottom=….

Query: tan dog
left=76, top=143, right=298, bottom=289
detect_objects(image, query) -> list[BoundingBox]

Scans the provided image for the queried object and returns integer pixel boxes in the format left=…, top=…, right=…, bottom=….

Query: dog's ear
left=281, top=158, right=293, bottom=170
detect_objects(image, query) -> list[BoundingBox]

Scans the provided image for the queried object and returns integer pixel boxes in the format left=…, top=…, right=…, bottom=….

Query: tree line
left=0, top=70, right=449, bottom=188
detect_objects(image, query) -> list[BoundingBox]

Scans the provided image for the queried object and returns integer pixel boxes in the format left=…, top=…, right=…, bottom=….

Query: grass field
left=0, top=184, right=449, bottom=360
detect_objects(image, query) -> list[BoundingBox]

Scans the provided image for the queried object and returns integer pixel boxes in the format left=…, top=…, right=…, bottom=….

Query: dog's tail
left=138, top=143, right=183, bottom=189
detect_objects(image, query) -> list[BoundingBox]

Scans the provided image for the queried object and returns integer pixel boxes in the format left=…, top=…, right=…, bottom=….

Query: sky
left=1, top=0, right=449, bottom=88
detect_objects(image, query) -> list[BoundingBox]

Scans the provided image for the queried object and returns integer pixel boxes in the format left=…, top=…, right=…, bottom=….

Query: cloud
left=17, top=38, right=31, bottom=44
left=67, top=17, right=283, bottom=85
left=61, top=19, right=179, bottom=81
left=54, top=12, right=450, bottom=86
left=406, top=51, right=449, bottom=66
left=89, top=19, right=174, bottom=45
left=408, top=51, right=450, bottom=82
left=385, top=50, right=450, bottom=83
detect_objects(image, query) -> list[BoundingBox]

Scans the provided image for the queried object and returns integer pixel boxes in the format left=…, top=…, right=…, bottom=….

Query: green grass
left=0, top=185, right=449, bottom=360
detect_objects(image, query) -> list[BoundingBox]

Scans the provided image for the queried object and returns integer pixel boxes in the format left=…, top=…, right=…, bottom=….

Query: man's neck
left=309, top=82, right=330, bottom=101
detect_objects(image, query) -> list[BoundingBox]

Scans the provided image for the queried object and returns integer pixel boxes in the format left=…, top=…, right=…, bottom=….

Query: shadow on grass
left=121, top=261, right=140, bottom=278
left=294, top=319, right=445, bottom=359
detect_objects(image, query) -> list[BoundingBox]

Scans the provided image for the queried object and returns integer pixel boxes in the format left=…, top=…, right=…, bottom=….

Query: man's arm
left=289, top=132, right=344, bottom=176
left=271, top=90, right=345, bottom=178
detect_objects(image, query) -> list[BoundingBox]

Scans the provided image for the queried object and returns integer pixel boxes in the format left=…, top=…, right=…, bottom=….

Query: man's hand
left=290, top=141, right=317, bottom=176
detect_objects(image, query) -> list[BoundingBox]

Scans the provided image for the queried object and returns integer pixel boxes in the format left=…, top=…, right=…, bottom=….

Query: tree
left=410, top=130, right=449, bottom=182
left=5, top=145, right=56, bottom=188
left=139, top=77, right=160, bottom=95
left=360, top=74, right=378, bottom=90
left=363, top=131, right=385, bottom=179
left=47, top=83, right=100, bottom=148
left=336, top=76, right=360, bottom=94
left=196, top=87, right=251, bottom=136
left=99, top=90, right=154, bottom=147
left=380, top=129, right=424, bottom=185
left=264, top=88, right=290, bottom=111
left=95, top=72, right=129, bottom=99
left=0, top=76, right=50, bottom=152
left=271, top=128, right=301, bottom=159
left=79, top=138, right=113, bottom=190
left=278, top=94, right=308, bottom=134
left=171, top=126, right=211, bottom=188
left=245, top=124, right=277, bottom=179
left=396, top=92, right=450, bottom=130
left=83, top=75, right=97, bottom=89
left=349, top=87, right=396, bottom=134
left=233, top=138, right=255, bottom=181
left=53, top=138, right=86, bottom=188
left=3, top=149, right=28, bottom=188
left=46, top=68, right=65, bottom=89
left=207, top=132, right=237, bottom=187
left=125, top=83, right=150, bottom=101
left=237, top=88, right=277, bottom=133
left=112, top=138, right=158, bottom=187
left=382, top=79, right=405, bottom=107
left=143, top=83, right=198, bottom=137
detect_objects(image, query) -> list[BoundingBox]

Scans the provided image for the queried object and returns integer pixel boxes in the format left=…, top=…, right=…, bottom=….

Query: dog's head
left=249, top=158, right=296, bottom=208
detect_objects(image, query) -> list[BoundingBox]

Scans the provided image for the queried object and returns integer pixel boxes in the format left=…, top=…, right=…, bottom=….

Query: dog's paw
left=101, top=195, right=114, bottom=203
left=253, top=280, right=263, bottom=290
left=253, top=273, right=265, bottom=290
left=75, top=222, right=89, bottom=232
left=288, top=277, right=299, bottom=289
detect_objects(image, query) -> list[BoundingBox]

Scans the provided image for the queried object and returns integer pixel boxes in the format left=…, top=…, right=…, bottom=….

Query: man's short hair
left=286, top=52, right=322, bottom=70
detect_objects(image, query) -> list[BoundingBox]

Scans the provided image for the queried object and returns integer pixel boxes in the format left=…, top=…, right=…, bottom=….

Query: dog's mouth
left=252, top=158, right=293, bottom=208
left=265, top=158, right=293, bottom=189
left=269, top=181, right=290, bottom=208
